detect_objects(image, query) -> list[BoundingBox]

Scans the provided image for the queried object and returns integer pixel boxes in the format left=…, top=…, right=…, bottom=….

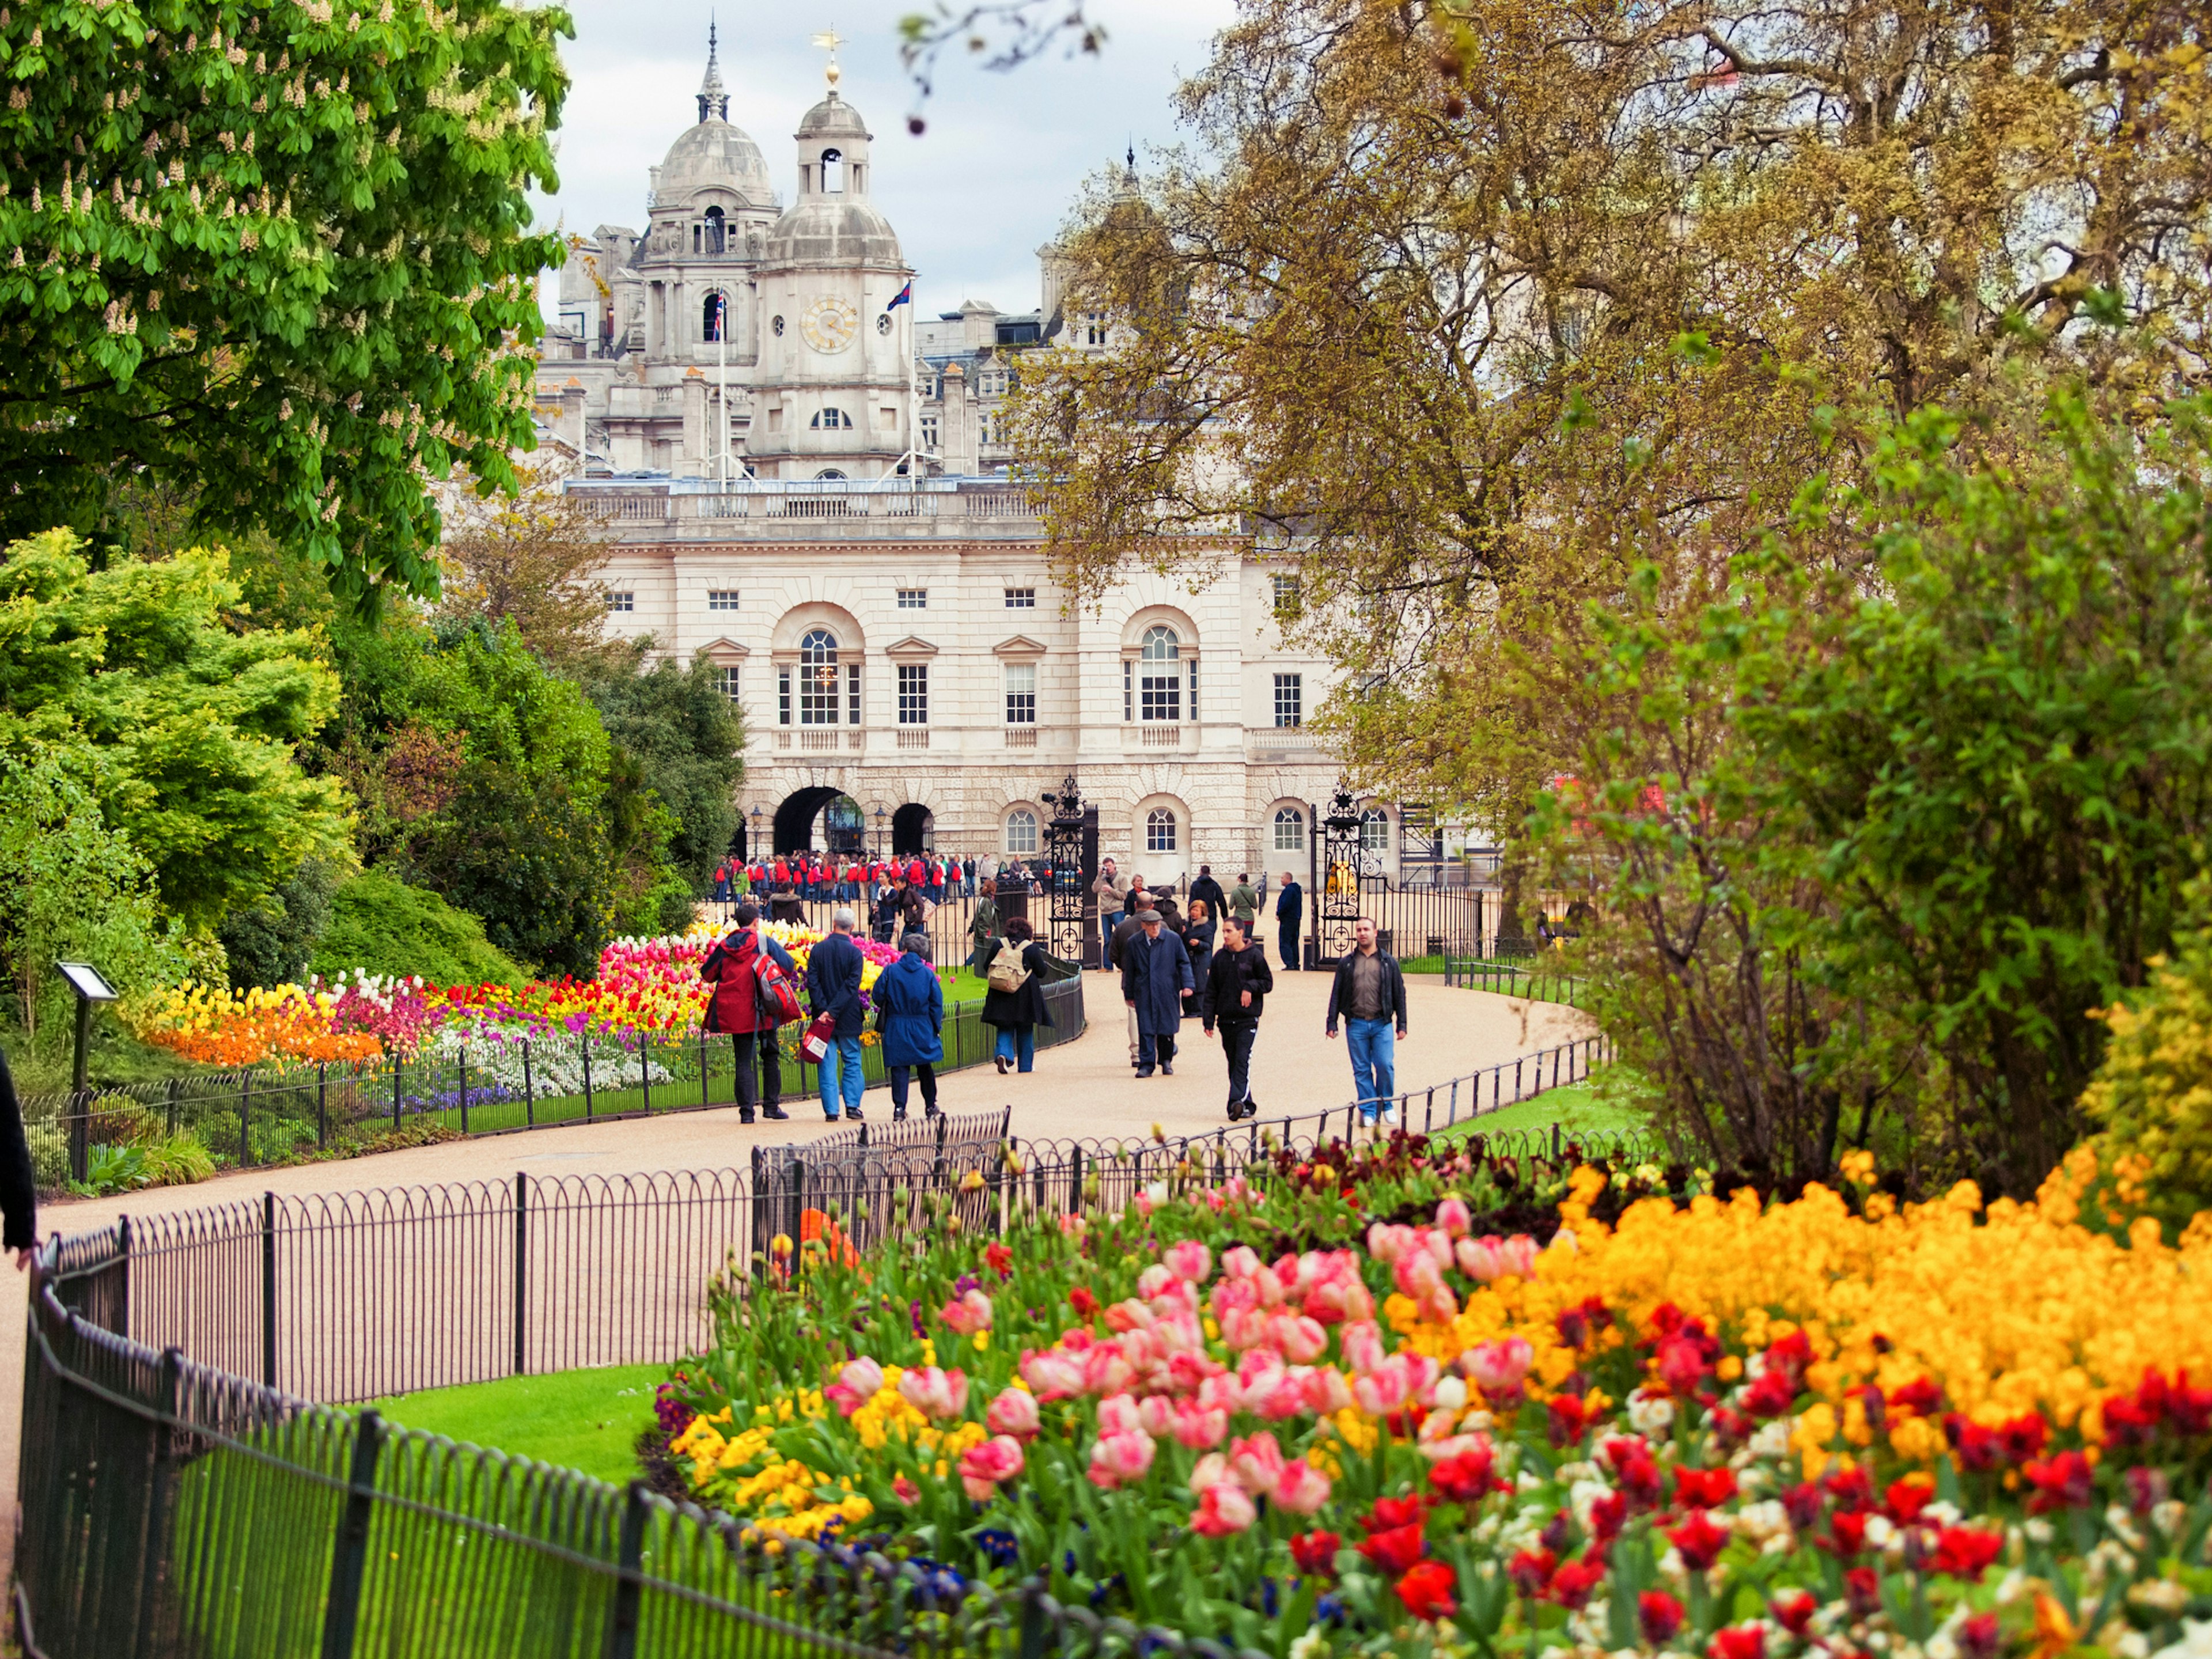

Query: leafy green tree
left=582, top=654, right=744, bottom=895
left=0, top=528, right=351, bottom=925
left=0, top=0, right=571, bottom=607
left=309, top=868, right=522, bottom=986
left=217, top=856, right=339, bottom=990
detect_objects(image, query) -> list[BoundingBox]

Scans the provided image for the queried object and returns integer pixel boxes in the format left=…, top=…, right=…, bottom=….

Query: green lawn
left=365, top=1362, right=667, bottom=1484
left=1430, top=1067, right=1657, bottom=1145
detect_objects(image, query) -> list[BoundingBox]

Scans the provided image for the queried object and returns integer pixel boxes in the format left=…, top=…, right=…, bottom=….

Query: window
left=1005, top=664, right=1036, bottom=724
left=1122, top=660, right=1132, bottom=721
left=810, top=408, right=854, bottom=430
left=1084, top=313, right=1108, bottom=346
left=606, top=592, right=634, bottom=613
left=702, top=290, right=727, bottom=342
left=1272, top=574, right=1302, bottom=618
left=703, top=206, right=725, bottom=255
left=921, top=415, right=940, bottom=450
left=1004, top=588, right=1036, bottom=609
left=979, top=369, right=1007, bottom=396
left=1361, top=809, right=1389, bottom=851
left=1138, top=624, right=1181, bottom=722
left=896, top=588, right=928, bottom=609
left=1273, top=673, right=1303, bottom=728
left=1274, top=808, right=1306, bottom=852
left=798, top=627, right=840, bottom=726
left=897, top=664, right=928, bottom=725
left=816, top=468, right=847, bottom=480
left=707, top=589, right=740, bottom=611
left=777, top=668, right=791, bottom=726
left=714, top=665, right=741, bottom=706
left=1146, top=808, right=1178, bottom=854
left=847, top=662, right=862, bottom=726
left=820, top=147, right=843, bottom=192
left=1005, top=808, right=1039, bottom=854
left=978, top=412, right=998, bottom=446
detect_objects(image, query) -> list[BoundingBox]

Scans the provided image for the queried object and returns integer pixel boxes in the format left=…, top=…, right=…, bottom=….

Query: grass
left=365, top=1362, right=668, bottom=1484
left=1429, top=1066, right=1658, bottom=1145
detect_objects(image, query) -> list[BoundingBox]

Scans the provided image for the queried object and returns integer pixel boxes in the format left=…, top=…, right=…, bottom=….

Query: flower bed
left=127, top=921, right=908, bottom=1068
left=658, top=1138, right=2212, bottom=1659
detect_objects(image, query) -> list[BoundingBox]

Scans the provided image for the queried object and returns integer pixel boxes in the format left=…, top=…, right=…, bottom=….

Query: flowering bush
left=127, top=920, right=908, bottom=1068
left=662, top=1138, right=2212, bottom=1658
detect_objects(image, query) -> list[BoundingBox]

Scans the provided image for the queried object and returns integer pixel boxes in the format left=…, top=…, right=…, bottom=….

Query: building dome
left=764, top=198, right=902, bottom=266
left=797, top=92, right=871, bottom=141
left=658, top=119, right=775, bottom=206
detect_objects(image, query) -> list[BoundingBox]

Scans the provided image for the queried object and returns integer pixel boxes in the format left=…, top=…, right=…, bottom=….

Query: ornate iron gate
left=1315, top=782, right=1366, bottom=965
left=1041, top=774, right=1093, bottom=964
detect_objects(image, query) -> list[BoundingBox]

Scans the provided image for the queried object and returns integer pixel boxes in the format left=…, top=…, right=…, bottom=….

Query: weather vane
left=810, top=27, right=843, bottom=89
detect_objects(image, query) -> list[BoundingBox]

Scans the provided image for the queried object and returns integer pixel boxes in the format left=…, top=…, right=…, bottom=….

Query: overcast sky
left=533, top=0, right=1234, bottom=321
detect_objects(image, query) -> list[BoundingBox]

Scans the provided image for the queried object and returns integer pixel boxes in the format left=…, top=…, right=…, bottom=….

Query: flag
left=885, top=281, right=912, bottom=313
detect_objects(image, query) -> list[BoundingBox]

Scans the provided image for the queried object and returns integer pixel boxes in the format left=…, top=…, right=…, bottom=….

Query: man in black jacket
left=805, top=907, right=870, bottom=1122
left=1275, top=870, right=1304, bottom=971
left=1324, top=916, right=1410, bottom=1124
left=1201, top=915, right=1274, bottom=1120
left=1189, top=865, right=1227, bottom=924
left=0, top=1046, right=39, bottom=1269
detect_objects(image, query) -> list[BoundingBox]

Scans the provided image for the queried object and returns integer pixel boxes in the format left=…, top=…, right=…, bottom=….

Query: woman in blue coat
left=873, top=931, right=946, bottom=1119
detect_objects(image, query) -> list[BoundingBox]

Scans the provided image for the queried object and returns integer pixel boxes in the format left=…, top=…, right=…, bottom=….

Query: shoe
left=1381, top=1108, right=1399, bottom=1127
left=1161, top=1063, right=1174, bottom=1076
left=763, top=1104, right=789, bottom=1121
left=824, top=1112, right=841, bottom=1122
left=893, top=1108, right=908, bottom=1121
left=925, top=1106, right=942, bottom=1118
left=740, top=1111, right=756, bottom=1125
left=848, top=1107, right=865, bottom=1122
left=995, top=1054, right=1010, bottom=1075
left=1135, top=1068, right=1155, bottom=1079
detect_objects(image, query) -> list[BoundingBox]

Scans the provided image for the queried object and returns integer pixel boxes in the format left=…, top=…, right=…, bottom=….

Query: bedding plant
left=660, top=1133, right=2212, bottom=1659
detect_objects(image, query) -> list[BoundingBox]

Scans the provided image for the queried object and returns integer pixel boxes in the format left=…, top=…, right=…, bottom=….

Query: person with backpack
left=979, top=916, right=1054, bottom=1074
left=1202, top=914, right=1274, bottom=1120
left=874, top=931, right=945, bottom=1119
left=698, top=902, right=799, bottom=1123
left=805, top=906, right=870, bottom=1122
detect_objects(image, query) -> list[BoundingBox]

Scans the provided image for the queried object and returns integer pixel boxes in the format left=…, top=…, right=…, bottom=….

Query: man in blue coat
left=1120, top=908, right=1194, bottom=1077
left=1275, top=870, right=1305, bottom=971
left=805, top=906, right=869, bottom=1122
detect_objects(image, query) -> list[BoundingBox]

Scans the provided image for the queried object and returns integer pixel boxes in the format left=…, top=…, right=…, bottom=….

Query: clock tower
left=750, top=58, right=915, bottom=479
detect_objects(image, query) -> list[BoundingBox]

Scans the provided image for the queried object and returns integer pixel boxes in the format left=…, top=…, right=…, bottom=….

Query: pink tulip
left=1021, top=1349, right=1086, bottom=1402
left=1171, top=1400, right=1228, bottom=1449
left=1228, top=1431, right=1287, bottom=1495
left=898, top=1365, right=969, bottom=1420
left=1366, top=1223, right=1415, bottom=1263
left=1189, top=1452, right=1231, bottom=1493
left=1137, top=1395, right=1176, bottom=1437
left=1222, top=1245, right=1261, bottom=1280
left=1466, top=1337, right=1533, bottom=1393
left=1455, top=1236, right=1506, bottom=1281
left=1272, top=1459, right=1334, bottom=1514
left=1340, top=1321, right=1387, bottom=1375
left=1191, top=1482, right=1257, bottom=1536
left=986, top=1387, right=1041, bottom=1440
left=1086, top=1430, right=1157, bottom=1490
left=1097, top=1393, right=1143, bottom=1436
left=960, top=1434, right=1026, bottom=1501
left=1164, top=1240, right=1212, bottom=1284
left=1080, top=1343, right=1134, bottom=1396
left=940, top=1289, right=994, bottom=1335
left=1058, top=1214, right=1088, bottom=1239
left=1274, top=1314, right=1329, bottom=1365
left=825, top=1356, right=884, bottom=1416
left=1434, top=1196, right=1472, bottom=1238
left=1105, top=1298, right=1154, bottom=1334
left=1300, top=1367, right=1354, bottom=1415
left=1136, top=1264, right=1176, bottom=1301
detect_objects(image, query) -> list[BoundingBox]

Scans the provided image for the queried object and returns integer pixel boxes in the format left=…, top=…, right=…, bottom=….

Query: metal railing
left=24, top=978, right=1085, bottom=1194
left=1442, top=952, right=1589, bottom=1006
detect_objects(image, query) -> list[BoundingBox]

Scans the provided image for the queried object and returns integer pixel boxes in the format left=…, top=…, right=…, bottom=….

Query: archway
left=772, top=787, right=866, bottom=857
left=892, top=804, right=934, bottom=857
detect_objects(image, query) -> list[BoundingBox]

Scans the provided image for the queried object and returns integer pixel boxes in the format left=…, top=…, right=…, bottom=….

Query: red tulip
left=1394, top=1560, right=1457, bottom=1622
left=1637, top=1590, right=1685, bottom=1645
left=1355, top=1522, right=1427, bottom=1576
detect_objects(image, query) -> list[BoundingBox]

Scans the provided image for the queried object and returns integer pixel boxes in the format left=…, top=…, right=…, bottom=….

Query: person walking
left=1201, top=914, right=1274, bottom=1120
left=1228, top=873, right=1261, bottom=959
left=1109, top=905, right=1146, bottom=1067
left=1183, top=897, right=1217, bottom=1021
left=1190, top=865, right=1227, bottom=925
left=805, top=906, right=870, bottom=1122
left=1275, top=870, right=1304, bottom=971
left=698, top=902, right=796, bottom=1124
left=874, top=931, right=945, bottom=1119
left=1325, top=916, right=1410, bottom=1126
left=1121, top=908, right=1193, bottom=1078
left=980, top=916, right=1054, bottom=1074
left=1091, top=857, right=1127, bottom=967
left=968, top=888, right=1001, bottom=972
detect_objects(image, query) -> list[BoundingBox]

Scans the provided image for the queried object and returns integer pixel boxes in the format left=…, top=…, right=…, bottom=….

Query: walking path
left=0, top=973, right=1590, bottom=1573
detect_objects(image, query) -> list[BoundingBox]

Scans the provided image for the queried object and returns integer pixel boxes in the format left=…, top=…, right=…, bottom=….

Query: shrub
left=309, top=869, right=525, bottom=986
left=2080, top=900, right=2212, bottom=1238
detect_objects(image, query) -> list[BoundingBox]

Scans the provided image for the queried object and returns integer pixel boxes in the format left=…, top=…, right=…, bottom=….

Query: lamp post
left=55, top=961, right=118, bottom=1186
left=748, top=803, right=764, bottom=861
left=873, top=805, right=888, bottom=861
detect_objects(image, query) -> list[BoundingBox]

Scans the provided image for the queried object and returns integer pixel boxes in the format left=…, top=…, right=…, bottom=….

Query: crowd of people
left=709, top=851, right=1069, bottom=908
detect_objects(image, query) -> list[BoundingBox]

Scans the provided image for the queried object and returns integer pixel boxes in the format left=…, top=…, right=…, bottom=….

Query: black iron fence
left=24, top=978, right=1085, bottom=1195
left=17, top=1031, right=1638, bottom=1658
left=1442, top=953, right=1589, bottom=1007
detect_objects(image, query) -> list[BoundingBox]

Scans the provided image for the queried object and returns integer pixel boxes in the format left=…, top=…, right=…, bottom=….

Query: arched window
left=1005, top=808, right=1039, bottom=854
left=810, top=408, right=853, bottom=430
left=1273, top=808, right=1306, bottom=853
left=820, top=147, right=843, bottom=192
left=815, top=468, right=847, bottom=480
left=798, top=628, right=840, bottom=726
left=701, top=290, right=727, bottom=342
left=1146, top=808, right=1178, bottom=854
left=1137, top=624, right=1181, bottom=722
left=1361, top=809, right=1389, bottom=851
left=703, top=206, right=725, bottom=254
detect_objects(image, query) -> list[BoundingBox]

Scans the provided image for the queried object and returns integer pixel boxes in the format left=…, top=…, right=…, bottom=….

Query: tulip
left=959, top=1434, right=1026, bottom=1501
left=1434, top=1196, right=1472, bottom=1238
left=1274, top=1314, right=1329, bottom=1364
left=1086, top=1430, right=1157, bottom=1490
left=1301, top=1368, right=1354, bottom=1415
left=1164, top=1240, right=1213, bottom=1284
left=1080, top=1343, right=1134, bottom=1396
left=986, top=1387, right=1041, bottom=1440
left=1221, top=1245, right=1261, bottom=1280
left=1395, top=1560, right=1457, bottom=1622
left=1097, top=1393, right=1143, bottom=1436
left=1135, top=1264, right=1176, bottom=1300
left=898, top=1365, right=969, bottom=1420
left=1021, top=1350, right=1086, bottom=1402
left=1339, top=1321, right=1387, bottom=1374
left=1228, top=1431, right=1287, bottom=1495
left=940, top=1289, right=994, bottom=1335
left=1172, top=1400, right=1229, bottom=1449
left=1467, top=1337, right=1534, bottom=1393
left=1273, top=1459, right=1333, bottom=1515
left=1192, top=1482, right=1257, bottom=1536
left=1189, top=1452, right=1232, bottom=1493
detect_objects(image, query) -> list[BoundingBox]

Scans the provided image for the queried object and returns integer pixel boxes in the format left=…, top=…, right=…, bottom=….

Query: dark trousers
left=1137, top=1031, right=1177, bottom=1073
left=1278, top=922, right=1301, bottom=969
left=890, top=1062, right=937, bottom=1117
left=1218, top=1020, right=1257, bottom=1109
left=731, top=1030, right=782, bottom=1118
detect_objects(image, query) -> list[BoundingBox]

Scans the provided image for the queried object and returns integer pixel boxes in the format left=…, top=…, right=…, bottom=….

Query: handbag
left=800, top=1010, right=839, bottom=1062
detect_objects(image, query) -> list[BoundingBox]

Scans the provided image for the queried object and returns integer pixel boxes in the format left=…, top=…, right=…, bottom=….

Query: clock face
left=799, top=294, right=860, bottom=354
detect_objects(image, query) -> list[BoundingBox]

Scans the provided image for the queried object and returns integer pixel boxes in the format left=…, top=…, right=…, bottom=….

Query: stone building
left=533, top=37, right=1384, bottom=888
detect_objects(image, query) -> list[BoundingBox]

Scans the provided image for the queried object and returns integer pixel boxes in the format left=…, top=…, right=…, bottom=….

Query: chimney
left=941, top=361, right=975, bottom=475
left=680, top=369, right=707, bottom=475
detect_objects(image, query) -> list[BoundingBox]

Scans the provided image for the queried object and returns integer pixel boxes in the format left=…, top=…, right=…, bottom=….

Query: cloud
left=536, top=0, right=1231, bottom=320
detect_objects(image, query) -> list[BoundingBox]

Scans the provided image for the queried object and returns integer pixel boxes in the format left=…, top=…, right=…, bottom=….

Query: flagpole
left=717, top=292, right=729, bottom=488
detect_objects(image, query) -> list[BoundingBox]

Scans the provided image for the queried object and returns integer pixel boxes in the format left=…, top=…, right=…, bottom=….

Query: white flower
left=1289, top=1633, right=1329, bottom=1659
left=1748, top=1419, right=1792, bottom=1461
left=1732, top=1500, right=1790, bottom=1544
left=2023, top=1518, right=2054, bottom=1546
left=2150, top=1622, right=2212, bottom=1659
left=1628, top=1388, right=1675, bottom=1435
left=2115, top=1632, right=2150, bottom=1659
left=1922, top=1500, right=1962, bottom=1528
left=1433, top=1376, right=1468, bottom=1411
left=2131, top=1580, right=2191, bottom=1616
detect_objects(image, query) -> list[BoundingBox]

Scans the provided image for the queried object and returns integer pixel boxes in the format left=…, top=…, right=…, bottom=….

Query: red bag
left=752, top=950, right=805, bottom=1027
left=800, top=1011, right=838, bottom=1062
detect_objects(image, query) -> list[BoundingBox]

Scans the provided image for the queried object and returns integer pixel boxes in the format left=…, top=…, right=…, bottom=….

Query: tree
left=581, top=654, right=744, bottom=896
left=1020, top=0, right=2212, bottom=819
left=217, top=855, right=339, bottom=990
left=435, top=459, right=620, bottom=672
left=0, top=0, right=571, bottom=608
left=0, top=528, right=351, bottom=926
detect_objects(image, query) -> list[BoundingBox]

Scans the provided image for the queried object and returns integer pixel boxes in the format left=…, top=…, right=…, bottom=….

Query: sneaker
left=763, top=1104, right=789, bottom=1121
left=1381, top=1108, right=1399, bottom=1127
left=995, top=1054, right=1010, bottom=1075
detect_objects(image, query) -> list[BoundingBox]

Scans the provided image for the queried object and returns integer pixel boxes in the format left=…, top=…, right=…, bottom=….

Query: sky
left=533, top=0, right=1236, bottom=321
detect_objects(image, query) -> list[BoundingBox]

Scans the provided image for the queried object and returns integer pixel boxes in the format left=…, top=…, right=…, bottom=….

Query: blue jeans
left=995, top=1026, right=1035, bottom=1072
left=1345, top=1018, right=1396, bottom=1119
left=817, top=1034, right=865, bottom=1118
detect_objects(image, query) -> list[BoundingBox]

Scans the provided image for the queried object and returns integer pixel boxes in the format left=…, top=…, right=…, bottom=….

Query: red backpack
left=752, top=949, right=805, bottom=1026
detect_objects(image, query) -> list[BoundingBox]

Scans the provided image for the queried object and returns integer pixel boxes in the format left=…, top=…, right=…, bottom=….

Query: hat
left=1136, top=908, right=1162, bottom=923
